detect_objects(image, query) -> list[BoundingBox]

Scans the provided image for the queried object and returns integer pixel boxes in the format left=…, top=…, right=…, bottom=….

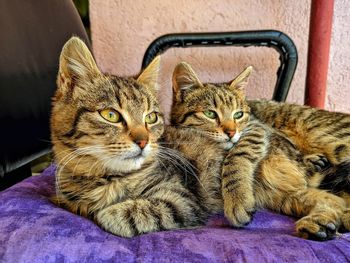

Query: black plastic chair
left=142, top=30, right=298, bottom=102
left=0, top=0, right=90, bottom=190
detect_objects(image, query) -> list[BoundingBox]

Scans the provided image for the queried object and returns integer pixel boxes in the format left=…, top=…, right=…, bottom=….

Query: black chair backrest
left=0, top=0, right=90, bottom=188
left=142, top=30, right=298, bottom=102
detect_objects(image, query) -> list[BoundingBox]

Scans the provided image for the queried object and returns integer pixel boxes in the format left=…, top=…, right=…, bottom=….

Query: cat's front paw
left=223, top=193, right=256, bottom=227
left=304, top=154, right=330, bottom=172
left=296, top=213, right=340, bottom=241
left=96, top=199, right=163, bottom=238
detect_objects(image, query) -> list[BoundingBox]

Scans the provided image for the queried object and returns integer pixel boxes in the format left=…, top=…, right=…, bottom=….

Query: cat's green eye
left=145, top=112, right=158, bottom=124
left=100, top=109, right=121, bottom=123
left=203, top=110, right=217, bottom=119
left=233, top=111, right=244, bottom=119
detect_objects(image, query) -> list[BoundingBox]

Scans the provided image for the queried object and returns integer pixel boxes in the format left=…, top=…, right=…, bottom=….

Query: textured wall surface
left=90, top=0, right=349, bottom=115
left=326, top=0, right=350, bottom=112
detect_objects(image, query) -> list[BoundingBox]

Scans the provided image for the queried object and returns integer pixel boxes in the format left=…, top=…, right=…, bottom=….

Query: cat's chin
left=215, top=132, right=241, bottom=150
left=104, top=144, right=154, bottom=173
left=108, top=156, right=146, bottom=173
left=231, top=132, right=241, bottom=143
left=220, top=141, right=234, bottom=150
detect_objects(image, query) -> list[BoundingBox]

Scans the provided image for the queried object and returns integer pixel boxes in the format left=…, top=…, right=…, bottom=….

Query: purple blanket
left=1, top=165, right=350, bottom=262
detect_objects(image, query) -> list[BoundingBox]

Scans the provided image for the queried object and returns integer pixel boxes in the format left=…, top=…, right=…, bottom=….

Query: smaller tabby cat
left=51, top=37, right=227, bottom=237
left=169, top=62, right=350, bottom=240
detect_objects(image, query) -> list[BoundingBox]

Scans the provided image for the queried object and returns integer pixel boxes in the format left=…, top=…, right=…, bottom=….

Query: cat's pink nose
left=136, top=139, right=148, bottom=149
left=130, top=126, right=149, bottom=149
left=225, top=130, right=236, bottom=138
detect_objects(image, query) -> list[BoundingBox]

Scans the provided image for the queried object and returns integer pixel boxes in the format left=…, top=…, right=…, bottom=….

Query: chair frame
left=142, top=30, right=298, bottom=102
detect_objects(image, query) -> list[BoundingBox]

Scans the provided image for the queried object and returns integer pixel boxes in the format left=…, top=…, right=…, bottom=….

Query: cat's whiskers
left=100, top=154, right=120, bottom=176
left=58, top=153, right=116, bottom=201
left=54, top=147, right=79, bottom=159
left=55, top=145, right=109, bottom=192
left=156, top=155, right=172, bottom=177
left=87, top=155, right=108, bottom=177
left=56, top=149, right=91, bottom=188
left=156, top=151, right=197, bottom=187
left=157, top=146, right=197, bottom=171
left=57, top=145, right=104, bottom=168
left=87, top=144, right=140, bottom=175
left=71, top=153, right=91, bottom=178
left=55, top=145, right=101, bottom=160
left=158, top=141, right=203, bottom=147
left=56, top=147, right=91, bottom=175
left=157, top=145, right=207, bottom=192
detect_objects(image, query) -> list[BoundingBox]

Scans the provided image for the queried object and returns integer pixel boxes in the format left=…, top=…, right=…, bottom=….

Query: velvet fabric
left=1, top=165, right=349, bottom=262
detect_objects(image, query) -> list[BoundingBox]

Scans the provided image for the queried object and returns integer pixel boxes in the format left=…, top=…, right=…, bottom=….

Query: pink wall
left=326, top=0, right=350, bottom=112
left=90, top=0, right=350, bottom=115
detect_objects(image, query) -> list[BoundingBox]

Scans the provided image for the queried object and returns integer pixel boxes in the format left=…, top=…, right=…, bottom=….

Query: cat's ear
left=172, top=62, right=203, bottom=100
left=228, top=66, right=253, bottom=92
left=58, top=36, right=100, bottom=90
left=137, top=56, right=161, bottom=92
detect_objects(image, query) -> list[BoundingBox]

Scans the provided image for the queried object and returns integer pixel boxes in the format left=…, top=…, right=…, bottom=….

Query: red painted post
left=305, top=0, right=335, bottom=108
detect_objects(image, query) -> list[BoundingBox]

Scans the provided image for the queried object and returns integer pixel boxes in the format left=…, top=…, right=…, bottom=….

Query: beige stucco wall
left=90, top=0, right=350, bottom=115
left=326, top=0, right=350, bottom=112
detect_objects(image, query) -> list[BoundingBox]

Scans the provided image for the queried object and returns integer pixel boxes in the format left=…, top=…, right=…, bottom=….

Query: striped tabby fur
left=51, top=37, right=224, bottom=237
left=249, top=100, right=350, bottom=171
left=249, top=99, right=350, bottom=231
left=169, top=62, right=350, bottom=240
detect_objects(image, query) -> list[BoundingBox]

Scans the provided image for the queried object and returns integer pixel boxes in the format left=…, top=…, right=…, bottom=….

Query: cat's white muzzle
left=219, top=131, right=241, bottom=150
left=231, top=131, right=241, bottom=143
left=103, top=144, right=152, bottom=173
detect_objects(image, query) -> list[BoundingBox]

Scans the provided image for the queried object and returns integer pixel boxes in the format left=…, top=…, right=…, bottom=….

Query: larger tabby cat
left=169, top=62, right=350, bottom=240
left=51, top=37, right=231, bottom=237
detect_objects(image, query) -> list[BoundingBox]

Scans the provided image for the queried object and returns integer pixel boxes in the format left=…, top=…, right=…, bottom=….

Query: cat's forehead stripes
left=108, top=76, right=158, bottom=115
left=184, top=84, right=240, bottom=111
left=209, top=84, right=239, bottom=109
